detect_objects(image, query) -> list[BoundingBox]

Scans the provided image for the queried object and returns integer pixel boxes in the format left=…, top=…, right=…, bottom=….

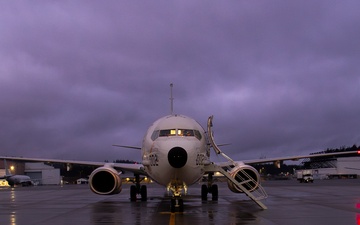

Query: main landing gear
left=201, top=184, right=218, bottom=201
left=130, top=174, right=147, bottom=201
left=201, top=172, right=218, bottom=201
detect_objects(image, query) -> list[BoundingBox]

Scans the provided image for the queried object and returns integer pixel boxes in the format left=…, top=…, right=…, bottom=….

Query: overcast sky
left=1, top=1, right=359, bottom=163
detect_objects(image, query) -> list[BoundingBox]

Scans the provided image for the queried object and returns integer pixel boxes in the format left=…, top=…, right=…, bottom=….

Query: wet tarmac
left=0, top=179, right=360, bottom=225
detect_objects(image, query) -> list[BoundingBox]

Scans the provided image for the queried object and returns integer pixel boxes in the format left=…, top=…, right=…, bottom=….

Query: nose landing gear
left=167, top=182, right=186, bottom=212
left=170, top=197, right=184, bottom=213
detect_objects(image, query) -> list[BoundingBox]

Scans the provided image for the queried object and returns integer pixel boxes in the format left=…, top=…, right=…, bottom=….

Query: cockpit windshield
left=159, top=129, right=176, bottom=137
left=178, top=129, right=194, bottom=136
left=151, top=129, right=202, bottom=141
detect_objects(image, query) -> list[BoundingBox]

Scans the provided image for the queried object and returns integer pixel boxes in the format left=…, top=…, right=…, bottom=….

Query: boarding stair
left=206, top=116, right=268, bottom=210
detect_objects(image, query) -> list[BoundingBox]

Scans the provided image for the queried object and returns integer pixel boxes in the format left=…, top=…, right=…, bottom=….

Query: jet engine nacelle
left=227, top=164, right=260, bottom=193
left=89, top=165, right=122, bottom=195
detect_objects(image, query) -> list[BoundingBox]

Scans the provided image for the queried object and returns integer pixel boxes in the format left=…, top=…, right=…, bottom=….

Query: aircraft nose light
left=168, top=147, right=188, bottom=168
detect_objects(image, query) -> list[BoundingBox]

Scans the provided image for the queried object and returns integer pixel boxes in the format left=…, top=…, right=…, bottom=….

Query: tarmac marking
left=159, top=211, right=185, bottom=225
left=169, top=213, right=176, bottom=225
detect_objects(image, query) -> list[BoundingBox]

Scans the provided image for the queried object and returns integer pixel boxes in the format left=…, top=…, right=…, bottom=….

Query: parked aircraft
left=1, top=85, right=359, bottom=211
left=0, top=160, right=33, bottom=187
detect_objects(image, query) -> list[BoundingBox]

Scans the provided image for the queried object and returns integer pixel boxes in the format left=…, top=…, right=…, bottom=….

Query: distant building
left=25, top=163, right=61, bottom=185
left=300, top=157, right=360, bottom=179
left=0, top=160, right=25, bottom=175
left=0, top=161, right=60, bottom=185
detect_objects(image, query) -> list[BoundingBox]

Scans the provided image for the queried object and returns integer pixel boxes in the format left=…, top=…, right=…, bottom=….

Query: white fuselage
left=6, top=175, right=32, bottom=186
left=141, top=115, right=210, bottom=189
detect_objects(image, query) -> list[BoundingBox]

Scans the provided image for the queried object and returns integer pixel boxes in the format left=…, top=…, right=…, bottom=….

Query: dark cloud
left=0, top=1, right=360, bottom=162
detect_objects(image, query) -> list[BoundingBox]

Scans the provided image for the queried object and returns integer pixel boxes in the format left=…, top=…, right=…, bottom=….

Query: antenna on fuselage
left=170, top=83, right=174, bottom=115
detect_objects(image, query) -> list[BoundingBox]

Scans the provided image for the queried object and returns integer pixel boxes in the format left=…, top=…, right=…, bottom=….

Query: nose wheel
left=167, top=183, right=185, bottom=212
left=170, top=197, right=184, bottom=213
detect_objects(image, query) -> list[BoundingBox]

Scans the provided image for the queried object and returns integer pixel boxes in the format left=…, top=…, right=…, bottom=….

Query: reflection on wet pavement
left=1, top=180, right=360, bottom=225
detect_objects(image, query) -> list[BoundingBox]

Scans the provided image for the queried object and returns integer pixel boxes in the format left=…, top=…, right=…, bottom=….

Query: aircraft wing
left=242, top=150, right=360, bottom=164
left=215, top=150, right=360, bottom=167
left=0, top=156, right=147, bottom=175
left=207, top=115, right=360, bottom=167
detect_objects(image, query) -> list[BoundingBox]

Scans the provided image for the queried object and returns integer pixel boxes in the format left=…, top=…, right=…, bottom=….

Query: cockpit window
left=178, top=129, right=194, bottom=137
left=159, top=129, right=177, bottom=137
left=152, top=129, right=202, bottom=141
left=194, top=130, right=202, bottom=140
left=151, top=130, right=160, bottom=141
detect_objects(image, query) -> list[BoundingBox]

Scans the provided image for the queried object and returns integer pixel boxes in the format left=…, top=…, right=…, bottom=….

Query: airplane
left=0, top=159, right=33, bottom=187
left=1, top=85, right=359, bottom=211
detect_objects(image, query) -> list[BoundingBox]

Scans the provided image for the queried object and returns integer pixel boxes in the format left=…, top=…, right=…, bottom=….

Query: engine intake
left=227, top=164, right=260, bottom=193
left=89, top=166, right=122, bottom=195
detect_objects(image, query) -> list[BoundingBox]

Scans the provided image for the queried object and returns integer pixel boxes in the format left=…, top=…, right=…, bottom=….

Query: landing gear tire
left=170, top=198, right=184, bottom=213
left=140, top=185, right=147, bottom=201
left=178, top=199, right=184, bottom=212
left=211, top=184, right=218, bottom=201
left=170, top=199, right=176, bottom=213
left=201, top=184, right=208, bottom=201
left=130, top=185, right=137, bottom=201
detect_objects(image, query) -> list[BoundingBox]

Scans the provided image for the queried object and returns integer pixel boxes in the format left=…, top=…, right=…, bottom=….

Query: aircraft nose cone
left=168, top=147, right=188, bottom=168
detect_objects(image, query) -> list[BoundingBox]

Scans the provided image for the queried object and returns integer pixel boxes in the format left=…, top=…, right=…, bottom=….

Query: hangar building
left=25, top=162, right=61, bottom=185
left=0, top=161, right=60, bottom=185
left=301, top=157, right=360, bottom=179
